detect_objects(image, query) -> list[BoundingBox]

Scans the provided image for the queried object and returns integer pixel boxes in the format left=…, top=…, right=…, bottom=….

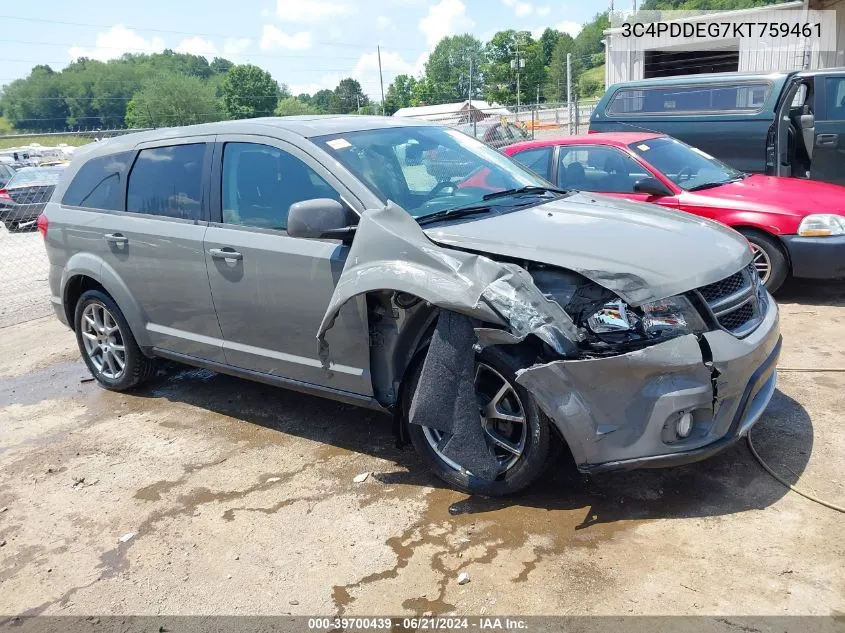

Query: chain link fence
left=0, top=104, right=598, bottom=328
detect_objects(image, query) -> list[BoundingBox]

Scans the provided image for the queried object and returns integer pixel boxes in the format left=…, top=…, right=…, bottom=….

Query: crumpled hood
left=425, top=192, right=752, bottom=305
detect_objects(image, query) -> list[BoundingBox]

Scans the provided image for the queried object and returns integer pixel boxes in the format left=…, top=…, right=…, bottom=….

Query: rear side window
left=127, top=144, right=205, bottom=220
left=62, top=152, right=133, bottom=210
left=607, top=82, right=771, bottom=116
left=511, top=147, right=554, bottom=181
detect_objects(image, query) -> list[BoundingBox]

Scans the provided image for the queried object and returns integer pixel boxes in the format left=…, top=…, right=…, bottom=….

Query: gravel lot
left=0, top=271, right=843, bottom=616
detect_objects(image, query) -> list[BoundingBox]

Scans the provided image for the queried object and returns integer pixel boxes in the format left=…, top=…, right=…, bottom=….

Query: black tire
left=737, top=229, right=789, bottom=293
left=74, top=289, right=156, bottom=391
left=404, top=346, right=552, bottom=496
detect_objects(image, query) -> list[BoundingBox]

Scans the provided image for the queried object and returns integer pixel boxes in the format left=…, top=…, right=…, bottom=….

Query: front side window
left=315, top=126, right=549, bottom=220
left=126, top=144, right=205, bottom=220
left=221, top=142, right=339, bottom=231
left=629, top=136, right=745, bottom=191
left=62, top=151, right=134, bottom=210
left=558, top=145, right=650, bottom=193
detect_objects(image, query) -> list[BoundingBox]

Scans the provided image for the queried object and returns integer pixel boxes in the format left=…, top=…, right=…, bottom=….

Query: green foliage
left=640, top=0, right=778, bottom=8
left=275, top=97, right=320, bottom=116
left=578, top=64, right=605, bottom=98
left=125, top=73, right=222, bottom=128
left=384, top=74, right=418, bottom=114
left=483, top=30, right=546, bottom=106
left=545, top=33, right=576, bottom=102
left=222, top=64, right=282, bottom=119
left=0, top=116, right=12, bottom=134
left=328, top=78, right=368, bottom=114
left=311, top=89, right=334, bottom=113
left=423, top=34, right=485, bottom=103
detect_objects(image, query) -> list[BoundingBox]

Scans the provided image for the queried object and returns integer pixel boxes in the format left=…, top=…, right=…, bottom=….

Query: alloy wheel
left=750, top=243, right=772, bottom=284
left=422, top=362, right=528, bottom=476
left=80, top=303, right=126, bottom=380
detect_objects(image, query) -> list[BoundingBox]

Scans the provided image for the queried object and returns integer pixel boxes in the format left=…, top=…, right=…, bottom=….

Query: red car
left=503, top=132, right=845, bottom=292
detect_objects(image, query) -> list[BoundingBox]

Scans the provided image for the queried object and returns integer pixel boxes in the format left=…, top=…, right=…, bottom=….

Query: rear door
left=66, top=137, right=225, bottom=361
left=810, top=73, right=845, bottom=186
left=203, top=135, right=372, bottom=395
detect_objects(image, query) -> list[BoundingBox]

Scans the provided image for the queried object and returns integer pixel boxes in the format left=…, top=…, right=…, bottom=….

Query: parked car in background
left=0, top=162, right=15, bottom=188
left=456, top=120, right=530, bottom=149
left=589, top=69, right=845, bottom=186
left=41, top=117, right=780, bottom=496
left=0, top=165, right=67, bottom=231
left=505, top=132, right=845, bottom=292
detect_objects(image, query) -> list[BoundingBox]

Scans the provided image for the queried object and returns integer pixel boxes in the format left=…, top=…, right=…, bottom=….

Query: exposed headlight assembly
left=588, top=295, right=707, bottom=342
left=797, top=214, right=845, bottom=237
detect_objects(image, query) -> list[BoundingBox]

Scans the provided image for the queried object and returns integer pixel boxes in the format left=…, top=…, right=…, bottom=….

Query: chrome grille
left=694, top=264, right=764, bottom=337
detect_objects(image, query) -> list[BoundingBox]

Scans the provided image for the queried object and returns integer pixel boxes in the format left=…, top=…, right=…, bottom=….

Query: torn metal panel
left=317, top=201, right=583, bottom=368
left=426, top=192, right=753, bottom=306
left=515, top=334, right=714, bottom=467
left=408, top=311, right=500, bottom=480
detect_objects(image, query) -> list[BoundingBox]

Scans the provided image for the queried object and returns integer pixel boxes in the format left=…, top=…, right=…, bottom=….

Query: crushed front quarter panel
left=316, top=202, right=584, bottom=369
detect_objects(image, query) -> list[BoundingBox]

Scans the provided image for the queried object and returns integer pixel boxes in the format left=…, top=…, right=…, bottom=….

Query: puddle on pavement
left=0, top=360, right=92, bottom=408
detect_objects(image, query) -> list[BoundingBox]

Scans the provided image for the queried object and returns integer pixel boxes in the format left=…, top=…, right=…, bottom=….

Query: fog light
left=676, top=412, right=694, bottom=438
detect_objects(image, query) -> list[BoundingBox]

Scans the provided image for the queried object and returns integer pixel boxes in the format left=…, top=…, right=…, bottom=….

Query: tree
left=423, top=34, right=485, bottom=103
left=210, top=57, right=234, bottom=74
left=311, top=89, right=333, bottom=113
left=0, top=65, right=68, bottom=131
left=384, top=74, right=417, bottom=114
left=222, top=64, right=281, bottom=119
left=483, top=31, right=545, bottom=107
left=545, top=33, right=576, bottom=102
left=572, top=13, right=610, bottom=67
left=124, top=73, right=223, bottom=128
left=274, top=97, right=320, bottom=116
left=328, top=78, right=368, bottom=114
left=539, top=28, right=562, bottom=67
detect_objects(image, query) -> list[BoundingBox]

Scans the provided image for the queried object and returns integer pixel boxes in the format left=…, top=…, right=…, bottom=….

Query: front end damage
left=318, top=202, right=781, bottom=479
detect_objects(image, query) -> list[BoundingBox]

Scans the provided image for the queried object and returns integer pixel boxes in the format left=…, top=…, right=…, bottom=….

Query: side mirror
left=633, top=177, right=672, bottom=197
left=287, top=198, right=357, bottom=240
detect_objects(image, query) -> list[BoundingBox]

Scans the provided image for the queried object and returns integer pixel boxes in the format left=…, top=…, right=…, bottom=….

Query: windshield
left=314, top=126, right=551, bottom=220
left=628, top=137, right=744, bottom=191
left=7, top=167, right=65, bottom=188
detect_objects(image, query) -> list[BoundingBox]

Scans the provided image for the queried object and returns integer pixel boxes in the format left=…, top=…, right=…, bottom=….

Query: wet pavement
left=0, top=281, right=843, bottom=616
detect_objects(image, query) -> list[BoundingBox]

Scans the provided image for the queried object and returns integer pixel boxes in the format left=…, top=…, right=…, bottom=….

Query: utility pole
left=511, top=41, right=525, bottom=121
left=377, top=45, right=386, bottom=115
left=566, top=52, right=573, bottom=135
left=468, top=58, right=477, bottom=137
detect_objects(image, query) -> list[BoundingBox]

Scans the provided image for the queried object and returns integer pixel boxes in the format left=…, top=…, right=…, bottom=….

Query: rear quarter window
left=607, top=82, right=771, bottom=116
left=62, top=152, right=134, bottom=210
left=126, top=144, right=206, bottom=220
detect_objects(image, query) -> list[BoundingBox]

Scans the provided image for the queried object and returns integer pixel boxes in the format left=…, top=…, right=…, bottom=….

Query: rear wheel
left=404, top=347, right=552, bottom=496
left=74, top=290, right=156, bottom=391
left=737, top=229, right=788, bottom=293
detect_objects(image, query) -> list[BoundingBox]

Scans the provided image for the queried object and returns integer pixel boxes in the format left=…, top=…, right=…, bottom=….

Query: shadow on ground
left=776, top=279, right=845, bottom=307
left=134, top=361, right=812, bottom=528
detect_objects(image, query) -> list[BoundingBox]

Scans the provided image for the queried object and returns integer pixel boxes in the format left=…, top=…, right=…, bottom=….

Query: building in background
left=393, top=100, right=510, bottom=123
left=604, top=0, right=844, bottom=87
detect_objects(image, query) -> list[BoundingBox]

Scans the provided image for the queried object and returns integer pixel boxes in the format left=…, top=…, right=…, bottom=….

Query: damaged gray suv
left=42, top=116, right=781, bottom=496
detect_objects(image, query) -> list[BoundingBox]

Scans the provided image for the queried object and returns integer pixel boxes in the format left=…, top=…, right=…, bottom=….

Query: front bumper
left=515, top=294, right=781, bottom=472
left=781, top=234, right=845, bottom=280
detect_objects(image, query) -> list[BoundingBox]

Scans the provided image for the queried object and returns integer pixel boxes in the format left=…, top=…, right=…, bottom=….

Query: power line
left=0, top=15, right=429, bottom=53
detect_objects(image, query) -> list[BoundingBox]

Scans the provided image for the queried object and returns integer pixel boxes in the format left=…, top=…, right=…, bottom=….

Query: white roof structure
left=393, top=100, right=510, bottom=120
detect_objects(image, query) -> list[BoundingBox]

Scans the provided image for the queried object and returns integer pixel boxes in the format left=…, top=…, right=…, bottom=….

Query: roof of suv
left=75, top=115, right=433, bottom=159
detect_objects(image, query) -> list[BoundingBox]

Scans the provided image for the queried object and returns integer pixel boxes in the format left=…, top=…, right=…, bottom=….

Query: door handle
left=104, top=233, right=128, bottom=245
left=208, top=247, right=243, bottom=261
left=816, top=133, right=839, bottom=147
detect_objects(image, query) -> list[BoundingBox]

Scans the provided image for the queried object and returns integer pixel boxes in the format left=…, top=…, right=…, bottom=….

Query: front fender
left=316, top=202, right=585, bottom=369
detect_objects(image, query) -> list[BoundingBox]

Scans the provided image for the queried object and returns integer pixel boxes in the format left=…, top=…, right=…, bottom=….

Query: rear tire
left=74, top=290, right=156, bottom=391
left=404, top=346, right=552, bottom=496
left=737, top=229, right=788, bottom=293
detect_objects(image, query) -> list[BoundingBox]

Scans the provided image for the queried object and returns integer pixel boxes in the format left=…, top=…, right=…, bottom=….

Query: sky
left=0, top=0, right=599, bottom=99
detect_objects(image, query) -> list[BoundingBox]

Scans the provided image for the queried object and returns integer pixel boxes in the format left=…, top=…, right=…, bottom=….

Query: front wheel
left=74, top=290, right=156, bottom=391
left=404, top=347, right=552, bottom=496
left=738, top=229, right=789, bottom=293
